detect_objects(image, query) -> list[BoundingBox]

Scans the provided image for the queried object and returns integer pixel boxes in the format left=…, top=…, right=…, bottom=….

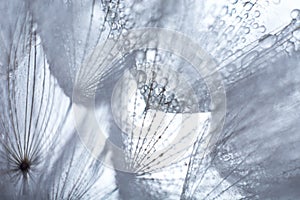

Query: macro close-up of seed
left=0, top=0, right=300, bottom=199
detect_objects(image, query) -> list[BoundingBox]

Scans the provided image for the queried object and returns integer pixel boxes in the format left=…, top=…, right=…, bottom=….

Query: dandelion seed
left=2, top=0, right=300, bottom=199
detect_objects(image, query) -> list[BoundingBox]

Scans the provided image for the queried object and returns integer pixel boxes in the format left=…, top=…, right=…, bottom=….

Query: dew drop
left=8, top=70, right=15, bottom=80
left=244, top=2, right=254, bottom=11
left=272, top=0, right=281, bottom=4
left=160, top=77, right=168, bottom=87
left=225, top=25, right=235, bottom=33
left=231, top=8, right=237, bottom=16
left=135, top=51, right=145, bottom=65
left=243, top=26, right=250, bottom=34
left=222, top=153, right=232, bottom=162
left=224, top=50, right=233, bottom=58
left=241, top=51, right=258, bottom=67
left=259, top=34, right=277, bottom=48
left=234, top=49, right=243, bottom=57
left=291, top=9, right=300, bottom=20
left=252, top=22, right=259, bottom=29
left=146, top=49, right=156, bottom=62
left=100, top=25, right=106, bottom=32
left=226, top=64, right=237, bottom=72
left=254, top=10, right=261, bottom=18
left=241, top=37, right=246, bottom=43
left=122, top=29, right=129, bottom=37
left=293, top=28, right=300, bottom=40
left=219, top=20, right=225, bottom=26
left=136, top=70, right=147, bottom=84
left=258, top=25, right=266, bottom=33
left=221, top=70, right=230, bottom=78
left=235, top=16, right=242, bottom=23
left=220, top=6, right=229, bottom=16
left=285, top=41, right=296, bottom=54
left=151, top=81, right=158, bottom=89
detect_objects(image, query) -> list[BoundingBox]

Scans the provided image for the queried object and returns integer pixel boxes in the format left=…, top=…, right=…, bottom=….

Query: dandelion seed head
left=1, top=0, right=300, bottom=199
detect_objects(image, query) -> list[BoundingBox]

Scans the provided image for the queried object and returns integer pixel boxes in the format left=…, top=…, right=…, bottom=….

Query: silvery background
left=0, top=0, right=300, bottom=199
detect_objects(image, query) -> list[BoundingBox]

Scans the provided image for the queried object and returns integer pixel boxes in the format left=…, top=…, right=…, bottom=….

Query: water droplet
left=151, top=81, right=158, bottom=89
left=293, top=28, right=300, bottom=40
left=234, top=49, right=243, bottom=57
left=122, top=29, right=129, bottom=36
left=254, top=10, right=261, bottom=18
left=252, top=22, right=259, bottom=29
left=136, top=70, right=147, bottom=84
left=220, top=6, right=228, bottom=16
left=231, top=8, right=237, bottom=15
left=244, top=2, right=254, bottom=11
left=219, top=20, right=225, bottom=26
left=226, top=64, right=237, bottom=72
left=225, top=25, right=235, bottom=33
left=144, top=62, right=151, bottom=68
left=111, top=22, right=118, bottom=30
left=224, top=50, right=233, bottom=58
left=150, top=70, right=157, bottom=79
left=221, top=70, right=230, bottom=78
left=146, top=49, right=156, bottom=62
left=291, top=9, right=300, bottom=20
left=241, top=51, right=258, bottom=67
left=258, top=25, right=266, bottom=33
left=125, top=20, right=135, bottom=29
left=155, top=54, right=161, bottom=62
left=135, top=51, right=145, bottom=64
left=222, top=153, right=232, bottom=161
left=123, top=39, right=130, bottom=48
left=235, top=16, right=242, bottom=23
left=160, top=77, right=168, bottom=87
left=8, top=70, right=15, bottom=80
left=100, top=25, right=106, bottom=32
left=285, top=41, right=296, bottom=54
left=108, top=33, right=114, bottom=39
left=243, top=27, right=250, bottom=34
left=259, top=34, right=277, bottom=48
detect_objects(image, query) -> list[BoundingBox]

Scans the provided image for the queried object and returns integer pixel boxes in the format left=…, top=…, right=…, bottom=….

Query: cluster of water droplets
left=101, top=0, right=129, bottom=40
left=186, top=0, right=272, bottom=62
left=2, top=0, right=300, bottom=199
left=218, top=8, right=300, bottom=86
left=173, top=1, right=300, bottom=199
